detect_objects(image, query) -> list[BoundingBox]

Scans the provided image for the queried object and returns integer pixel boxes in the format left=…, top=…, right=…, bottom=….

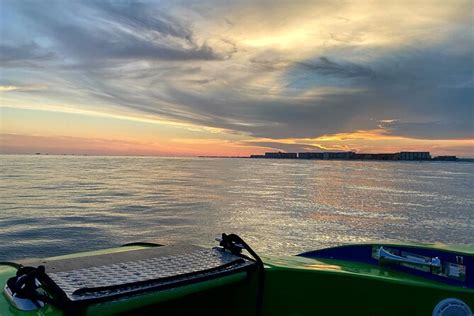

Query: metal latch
left=4, top=281, right=44, bottom=311
left=378, top=246, right=441, bottom=268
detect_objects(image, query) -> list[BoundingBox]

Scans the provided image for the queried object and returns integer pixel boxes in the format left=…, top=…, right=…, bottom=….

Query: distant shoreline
left=201, top=151, right=474, bottom=163
left=0, top=153, right=473, bottom=162
left=245, top=151, right=474, bottom=163
left=197, top=155, right=474, bottom=163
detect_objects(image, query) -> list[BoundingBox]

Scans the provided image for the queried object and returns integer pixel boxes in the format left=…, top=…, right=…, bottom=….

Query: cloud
left=239, top=141, right=327, bottom=153
left=296, top=57, right=376, bottom=79
left=0, top=84, right=48, bottom=92
left=2, top=0, right=473, bottom=148
left=381, top=120, right=474, bottom=140
left=0, top=43, right=55, bottom=67
left=7, top=1, right=231, bottom=64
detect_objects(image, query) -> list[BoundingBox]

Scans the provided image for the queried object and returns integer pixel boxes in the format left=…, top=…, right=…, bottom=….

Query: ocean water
left=0, top=155, right=473, bottom=261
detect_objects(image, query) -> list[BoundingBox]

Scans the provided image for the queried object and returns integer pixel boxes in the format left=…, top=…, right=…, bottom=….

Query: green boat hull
left=1, top=242, right=473, bottom=315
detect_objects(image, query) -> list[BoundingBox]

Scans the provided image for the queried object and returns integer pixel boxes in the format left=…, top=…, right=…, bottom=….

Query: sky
left=0, top=0, right=473, bottom=156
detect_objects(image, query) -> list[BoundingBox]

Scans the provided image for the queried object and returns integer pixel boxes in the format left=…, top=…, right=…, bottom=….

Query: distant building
left=323, top=152, right=355, bottom=160
left=298, top=152, right=325, bottom=159
left=353, top=153, right=398, bottom=160
left=264, top=152, right=298, bottom=159
left=249, top=150, right=437, bottom=161
left=399, top=152, right=431, bottom=160
left=298, top=152, right=356, bottom=159
left=433, top=155, right=457, bottom=161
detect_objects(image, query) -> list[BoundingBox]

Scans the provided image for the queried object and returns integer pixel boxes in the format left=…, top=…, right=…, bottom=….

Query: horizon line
left=1, top=152, right=474, bottom=159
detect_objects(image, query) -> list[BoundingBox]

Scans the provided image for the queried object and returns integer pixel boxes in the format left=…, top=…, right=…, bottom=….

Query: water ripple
left=0, top=155, right=473, bottom=260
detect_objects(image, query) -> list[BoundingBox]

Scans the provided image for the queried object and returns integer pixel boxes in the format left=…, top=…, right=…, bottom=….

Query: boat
left=1, top=233, right=472, bottom=315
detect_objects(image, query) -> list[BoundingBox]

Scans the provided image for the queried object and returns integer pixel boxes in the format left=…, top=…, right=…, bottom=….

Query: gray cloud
left=9, top=1, right=228, bottom=63
left=157, top=86, right=367, bottom=138
left=0, top=43, right=55, bottom=67
left=296, top=57, right=376, bottom=79
left=31, top=44, right=470, bottom=141
left=92, top=1, right=193, bottom=40
left=155, top=46, right=473, bottom=139
left=381, top=120, right=474, bottom=140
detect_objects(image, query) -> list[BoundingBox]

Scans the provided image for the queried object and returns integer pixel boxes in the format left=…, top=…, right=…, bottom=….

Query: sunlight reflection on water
left=0, top=155, right=473, bottom=260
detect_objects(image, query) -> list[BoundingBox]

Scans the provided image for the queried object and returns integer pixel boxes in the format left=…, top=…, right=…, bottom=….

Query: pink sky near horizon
left=1, top=105, right=473, bottom=157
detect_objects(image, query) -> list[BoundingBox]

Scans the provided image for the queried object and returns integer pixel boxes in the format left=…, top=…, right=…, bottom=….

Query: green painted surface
left=314, top=240, right=474, bottom=256
left=1, top=244, right=473, bottom=315
left=262, top=256, right=474, bottom=315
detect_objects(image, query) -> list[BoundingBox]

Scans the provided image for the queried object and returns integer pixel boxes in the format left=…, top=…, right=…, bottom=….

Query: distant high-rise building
left=433, top=155, right=457, bottom=161
left=399, top=152, right=431, bottom=160
left=323, top=152, right=355, bottom=160
left=250, top=151, right=435, bottom=161
left=264, top=152, right=298, bottom=159
left=298, top=152, right=325, bottom=159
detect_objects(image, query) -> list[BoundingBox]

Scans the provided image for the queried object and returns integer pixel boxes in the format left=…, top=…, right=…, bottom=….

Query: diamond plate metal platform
left=34, top=244, right=255, bottom=303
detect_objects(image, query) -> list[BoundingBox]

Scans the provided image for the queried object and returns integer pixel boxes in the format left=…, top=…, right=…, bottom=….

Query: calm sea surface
left=0, top=155, right=473, bottom=261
